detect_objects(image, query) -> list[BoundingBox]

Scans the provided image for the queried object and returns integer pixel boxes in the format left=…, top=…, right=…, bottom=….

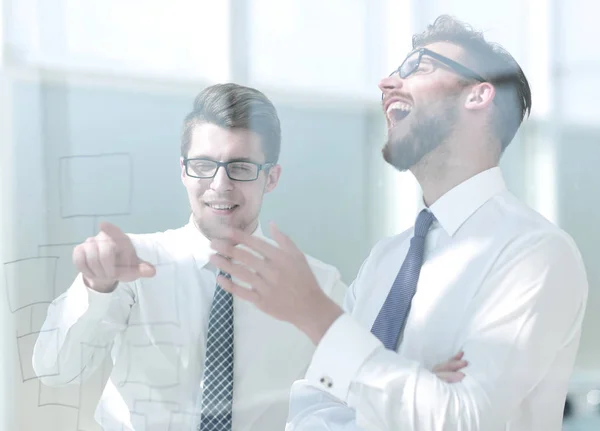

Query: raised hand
left=209, top=222, right=344, bottom=344
left=72, top=222, right=156, bottom=293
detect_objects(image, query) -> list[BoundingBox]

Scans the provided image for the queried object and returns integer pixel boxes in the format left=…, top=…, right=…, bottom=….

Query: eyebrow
left=423, top=57, right=449, bottom=70
left=228, top=157, right=260, bottom=163
left=187, top=156, right=262, bottom=164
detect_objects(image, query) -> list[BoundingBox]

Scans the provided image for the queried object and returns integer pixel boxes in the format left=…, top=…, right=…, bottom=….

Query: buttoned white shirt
left=32, top=219, right=347, bottom=431
left=287, top=167, right=589, bottom=431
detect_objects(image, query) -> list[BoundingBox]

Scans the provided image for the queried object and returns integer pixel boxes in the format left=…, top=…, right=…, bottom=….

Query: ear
left=180, top=157, right=187, bottom=185
left=464, top=82, right=495, bottom=111
left=264, top=164, right=282, bottom=194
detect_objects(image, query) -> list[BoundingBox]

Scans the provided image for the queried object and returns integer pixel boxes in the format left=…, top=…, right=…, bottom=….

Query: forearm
left=32, top=273, right=133, bottom=385
left=288, top=357, right=489, bottom=431
left=287, top=380, right=364, bottom=431
left=303, top=315, right=515, bottom=431
left=347, top=349, right=491, bottom=431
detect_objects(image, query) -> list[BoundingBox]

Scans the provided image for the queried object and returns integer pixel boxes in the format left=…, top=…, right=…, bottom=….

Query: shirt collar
left=183, top=214, right=266, bottom=268
left=417, top=166, right=507, bottom=237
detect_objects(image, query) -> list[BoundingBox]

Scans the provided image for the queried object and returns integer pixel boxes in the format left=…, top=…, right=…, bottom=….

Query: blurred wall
left=1, top=0, right=599, bottom=430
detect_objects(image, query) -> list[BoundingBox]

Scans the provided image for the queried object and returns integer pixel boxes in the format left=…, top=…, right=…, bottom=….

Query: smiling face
left=181, top=122, right=281, bottom=240
left=379, top=42, right=470, bottom=171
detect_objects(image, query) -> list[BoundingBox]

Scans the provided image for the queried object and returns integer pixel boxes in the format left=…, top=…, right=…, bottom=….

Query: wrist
left=83, top=275, right=118, bottom=293
left=297, top=293, right=344, bottom=345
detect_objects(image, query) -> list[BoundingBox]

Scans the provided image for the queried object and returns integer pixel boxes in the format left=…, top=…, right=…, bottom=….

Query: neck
left=411, top=141, right=499, bottom=207
left=192, top=217, right=260, bottom=243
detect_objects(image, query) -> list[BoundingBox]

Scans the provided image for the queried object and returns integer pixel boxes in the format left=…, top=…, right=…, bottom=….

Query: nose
left=209, top=166, right=234, bottom=191
left=378, top=73, right=403, bottom=99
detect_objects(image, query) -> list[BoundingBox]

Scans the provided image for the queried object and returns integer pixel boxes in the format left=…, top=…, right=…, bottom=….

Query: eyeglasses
left=183, top=158, right=274, bottom=181
left=382, top=48, right=486, bottom=100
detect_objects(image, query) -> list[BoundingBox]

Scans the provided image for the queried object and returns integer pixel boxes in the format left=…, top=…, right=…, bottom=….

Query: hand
left=432, top=351, right=469, bottom=383
left=209, top=223, right=343, bottom=344
left=72, top=222, right=156, bottom=293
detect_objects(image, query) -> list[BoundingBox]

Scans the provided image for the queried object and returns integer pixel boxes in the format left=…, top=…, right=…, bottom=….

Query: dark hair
left=181, top=83, right=281, bottom=162
left=412, top=15, right=532, bottom=152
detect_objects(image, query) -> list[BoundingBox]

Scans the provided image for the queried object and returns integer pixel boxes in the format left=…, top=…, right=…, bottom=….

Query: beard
left=382, top=99, right=459, bottom=172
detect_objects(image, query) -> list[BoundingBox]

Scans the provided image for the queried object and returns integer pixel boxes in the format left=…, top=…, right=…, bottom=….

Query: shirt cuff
left=69, top=273, right=118, bottom=319
left=305, top=313, right=383, bottom=401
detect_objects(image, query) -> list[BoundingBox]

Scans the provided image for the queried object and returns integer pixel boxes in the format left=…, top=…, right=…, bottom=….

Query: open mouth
left=386, top=101, right=412, bottom=126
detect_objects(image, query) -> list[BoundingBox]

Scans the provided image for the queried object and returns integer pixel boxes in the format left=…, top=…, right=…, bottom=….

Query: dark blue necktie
left=371, top=209, right=435, bottom=350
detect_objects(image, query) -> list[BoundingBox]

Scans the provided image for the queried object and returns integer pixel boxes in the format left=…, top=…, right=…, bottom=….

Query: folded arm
left=287, top=351, right=468, bottom=431
left=287, top=233, right=588, bottom=430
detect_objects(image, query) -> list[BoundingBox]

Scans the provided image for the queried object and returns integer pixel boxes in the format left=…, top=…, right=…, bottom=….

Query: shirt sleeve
left=32, top=272, right=136, bottom=386
left=286, top=252, right=375, bottom=430
left=285, top=379, right=364, bottom=431
left=303, top=232, right=588, bottom=430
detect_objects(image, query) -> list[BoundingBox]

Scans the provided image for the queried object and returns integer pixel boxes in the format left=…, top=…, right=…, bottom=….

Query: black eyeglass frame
left=183, top=157, right=275, bottom=182
left=382, top=48, right=486, bottom=100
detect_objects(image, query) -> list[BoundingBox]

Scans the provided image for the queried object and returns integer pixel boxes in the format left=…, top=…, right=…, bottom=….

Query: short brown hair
left=413, top=15, right=532, bottom=152
left=181, top=83, right=281, bottom=162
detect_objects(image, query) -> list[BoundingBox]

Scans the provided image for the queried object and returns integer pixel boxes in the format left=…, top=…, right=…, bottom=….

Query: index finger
left=99, top=221, right=129, bottom=242
left=451, top=351, right=464, bottom=360
left=223, top=228, right=281, bottom=260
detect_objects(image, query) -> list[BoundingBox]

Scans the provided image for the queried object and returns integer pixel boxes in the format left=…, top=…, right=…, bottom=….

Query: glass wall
left=1, top=0, right=598, bottom=429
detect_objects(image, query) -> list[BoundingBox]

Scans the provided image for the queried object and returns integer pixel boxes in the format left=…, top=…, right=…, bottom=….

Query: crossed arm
left=208, top=224, right=588, bottom=430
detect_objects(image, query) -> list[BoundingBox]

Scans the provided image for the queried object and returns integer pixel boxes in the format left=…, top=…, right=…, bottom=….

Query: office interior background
left=0, top=0, right=598, bottom=429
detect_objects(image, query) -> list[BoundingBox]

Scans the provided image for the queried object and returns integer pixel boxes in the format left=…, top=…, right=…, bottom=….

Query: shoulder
left=303, top=252, right=343, bottom=284
left=125, top=225, right=190, bottom=265
left=258, top=233, right=343, bottom=285
left=474, top=193, right=588, bottom=301
left=486, top=192, right=584, bottom=264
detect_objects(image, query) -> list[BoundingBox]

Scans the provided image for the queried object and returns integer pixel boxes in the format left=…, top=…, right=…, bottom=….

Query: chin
left=382, top=140, right=416, bottom=172
left=197, top=222, right=234, bottom=241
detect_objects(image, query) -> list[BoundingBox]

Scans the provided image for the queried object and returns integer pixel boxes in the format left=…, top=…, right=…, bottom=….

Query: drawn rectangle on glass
left=38, top=378, right=80, bottom=409
left=4, top=257, right=58, bottom=313
left=124, top=343, right=182, bottom=389
left=59, top=153, right=133, bottom=218
left=38, top=243, right=80, bottom=298
left=17, top=330, right=59, bottom=382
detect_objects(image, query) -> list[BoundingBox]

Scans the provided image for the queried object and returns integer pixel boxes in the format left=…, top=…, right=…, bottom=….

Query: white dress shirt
left=32, top=218, right=347, bottom=431
left=287, top=167, right=589, bottom=431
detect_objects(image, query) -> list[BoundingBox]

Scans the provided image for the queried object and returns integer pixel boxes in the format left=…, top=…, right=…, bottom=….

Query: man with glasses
left=31, top=83, right=349, bottom=431
left=207, top=16, right=589, bottom=430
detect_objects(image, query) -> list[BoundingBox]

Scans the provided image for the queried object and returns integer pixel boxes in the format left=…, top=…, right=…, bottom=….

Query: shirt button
left=319, top=376, right=333, bottom=389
